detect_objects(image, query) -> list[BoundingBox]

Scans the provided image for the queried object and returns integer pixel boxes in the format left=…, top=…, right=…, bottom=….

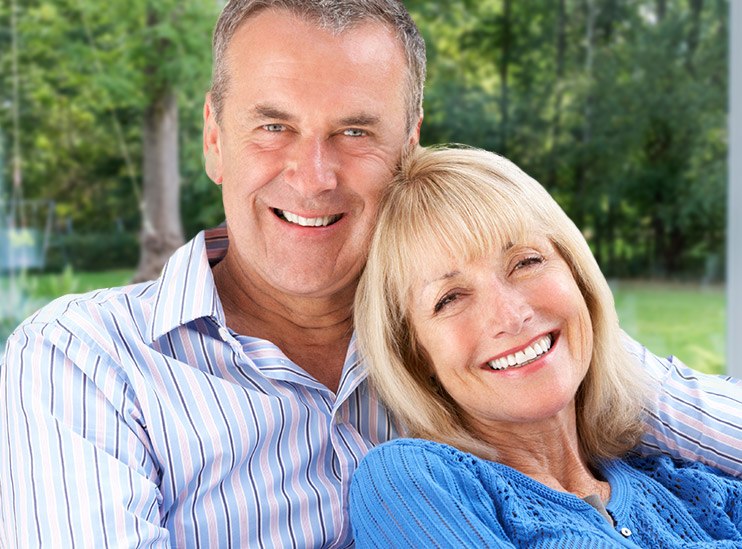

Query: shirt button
left=620, top=527, right=633, bottom=537
left=218, top=327, right=230, bottom=341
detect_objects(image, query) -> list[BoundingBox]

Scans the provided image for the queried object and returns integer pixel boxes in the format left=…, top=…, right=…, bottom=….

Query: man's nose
left=284, top=137, right=338, bottom=197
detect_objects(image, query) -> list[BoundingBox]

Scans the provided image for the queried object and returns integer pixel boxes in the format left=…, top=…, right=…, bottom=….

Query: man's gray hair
left=209, top=0, right=426, bottom=134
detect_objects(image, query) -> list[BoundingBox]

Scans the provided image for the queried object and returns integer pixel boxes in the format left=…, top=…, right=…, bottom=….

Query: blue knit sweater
left=349, top=439, right=741, bottom=548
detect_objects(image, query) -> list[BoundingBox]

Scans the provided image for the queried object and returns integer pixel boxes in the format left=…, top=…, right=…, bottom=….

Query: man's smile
left=272, top=208, right=343, bottom=227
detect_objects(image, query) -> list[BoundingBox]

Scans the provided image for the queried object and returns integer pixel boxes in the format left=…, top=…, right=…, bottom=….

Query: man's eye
left=434, top=292, right=460, bottom=314
left=263, top=124, right=285, bottom=132
left=343, top=128, right=366, bottom=137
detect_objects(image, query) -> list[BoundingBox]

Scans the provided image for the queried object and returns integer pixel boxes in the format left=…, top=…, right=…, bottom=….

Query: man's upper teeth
left=282, top=210, right=338, bottom=227
left=487, top=334, right=553, bottom=370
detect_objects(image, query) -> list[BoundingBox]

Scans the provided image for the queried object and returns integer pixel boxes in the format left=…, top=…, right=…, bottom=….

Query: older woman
left=349, top=146, right=740, bottom=547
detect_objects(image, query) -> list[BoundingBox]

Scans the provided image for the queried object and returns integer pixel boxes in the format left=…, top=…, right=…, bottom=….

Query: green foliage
left=29, top=266, right=133, bottom=298
left=0, top=0, right=728, bottom=278
left=0, top=274, right=46, bottom=344
left=45, top=231, right=139, bottom=272
left=0, top=0, right=220, bottom=239
left=408, top=0, right=727, bottom=279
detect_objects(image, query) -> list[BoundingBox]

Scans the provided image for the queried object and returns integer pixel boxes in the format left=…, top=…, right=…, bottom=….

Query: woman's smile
left=484, top=332, right=556, bottom=371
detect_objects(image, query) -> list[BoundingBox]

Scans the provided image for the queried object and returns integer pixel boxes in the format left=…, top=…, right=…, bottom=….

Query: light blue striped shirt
left=1, top=230, right=740, bottom=548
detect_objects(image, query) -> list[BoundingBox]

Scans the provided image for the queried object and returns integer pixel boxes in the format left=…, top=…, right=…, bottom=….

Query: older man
left=1, top=1, right=739, bottom=547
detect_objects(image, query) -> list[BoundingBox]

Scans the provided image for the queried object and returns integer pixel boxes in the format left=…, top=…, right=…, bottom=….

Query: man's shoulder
left=8, top=232, right=213, bottom=350
left=6, top=279, right=161, bottom=356
left=27, top=281, right=157, bottom=324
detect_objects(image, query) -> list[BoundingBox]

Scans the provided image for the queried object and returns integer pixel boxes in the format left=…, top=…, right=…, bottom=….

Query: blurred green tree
left=0, top=0, right=727, bottom=280
left=408, top=0, right=726, bottom=279
left=0, top=0, right=220, bottom=279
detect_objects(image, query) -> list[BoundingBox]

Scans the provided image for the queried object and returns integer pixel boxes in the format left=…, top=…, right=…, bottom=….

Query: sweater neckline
left=482, top=457, right=623, bottom=510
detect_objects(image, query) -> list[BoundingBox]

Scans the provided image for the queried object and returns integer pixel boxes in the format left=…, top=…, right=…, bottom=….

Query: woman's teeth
left=487, top=334, right=553, bottom=371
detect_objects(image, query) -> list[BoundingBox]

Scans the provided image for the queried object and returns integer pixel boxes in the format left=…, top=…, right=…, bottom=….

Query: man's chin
left=262, top=263, right=361, bottom=302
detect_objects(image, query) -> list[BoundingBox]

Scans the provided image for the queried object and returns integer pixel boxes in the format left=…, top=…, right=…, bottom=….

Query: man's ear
left=203, top=93, right=224, bottom=185
left=409, top=111, right=424, bottom=146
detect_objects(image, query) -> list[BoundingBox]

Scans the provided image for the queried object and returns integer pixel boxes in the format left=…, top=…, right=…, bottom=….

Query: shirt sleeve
left=623, top=333, right=742, bottom=477
left=0, top=318, right=171, bottom=548
left=349, top=441, right=516, bottom=548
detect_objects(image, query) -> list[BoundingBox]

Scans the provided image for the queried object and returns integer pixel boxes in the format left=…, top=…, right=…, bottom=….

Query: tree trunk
left=499, top=0, right=512, bottom=155
left=132, top=88, right=184, bottom=282
left=686, top=0, right=704, bottom=74
left=573, top=0, right=598, bottom=230
left=547, top=0, right=567, bottom=189
left=657, top=0, right=667, bottom=21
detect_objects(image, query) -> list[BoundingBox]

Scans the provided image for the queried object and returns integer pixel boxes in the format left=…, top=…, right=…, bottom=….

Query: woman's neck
left=469, top=405, right=611, bottom=501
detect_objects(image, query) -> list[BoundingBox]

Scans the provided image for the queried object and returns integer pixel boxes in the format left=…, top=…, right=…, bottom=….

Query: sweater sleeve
left=349, top=440, right=515, bottom=548
left=627, top=455, right=742, bottom=532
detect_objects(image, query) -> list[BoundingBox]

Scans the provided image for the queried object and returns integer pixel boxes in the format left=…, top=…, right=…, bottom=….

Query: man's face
left=204, top=9, right=420, bottom=300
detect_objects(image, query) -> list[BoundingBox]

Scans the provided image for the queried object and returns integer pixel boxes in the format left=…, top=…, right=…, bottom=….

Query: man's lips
left=485, top=333, right=556, bottom=371
left=272, top=208, right=343, bottom=227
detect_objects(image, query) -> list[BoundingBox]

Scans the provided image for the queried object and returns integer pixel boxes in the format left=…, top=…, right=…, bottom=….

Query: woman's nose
left=485, top=283, right=534, bottom=338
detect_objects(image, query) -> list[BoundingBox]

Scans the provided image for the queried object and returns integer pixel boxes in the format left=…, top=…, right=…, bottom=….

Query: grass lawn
left=29, top=268, right=134, bottom=298
left=611, top=280, right=726, bottom=375
left=0, top=269, right=135, bottom=345
left=2, top=271, right=728, bottom=376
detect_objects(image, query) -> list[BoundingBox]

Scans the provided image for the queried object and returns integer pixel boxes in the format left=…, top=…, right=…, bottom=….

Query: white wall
left=727, top=0, right=741, bottom=377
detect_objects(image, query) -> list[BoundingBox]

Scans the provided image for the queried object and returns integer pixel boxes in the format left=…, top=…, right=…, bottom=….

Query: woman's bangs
left=394, top=177, right=540, bottom=285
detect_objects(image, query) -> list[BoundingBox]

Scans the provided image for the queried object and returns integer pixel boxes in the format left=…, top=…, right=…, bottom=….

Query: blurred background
left=0, top=0, right=731, bottom=374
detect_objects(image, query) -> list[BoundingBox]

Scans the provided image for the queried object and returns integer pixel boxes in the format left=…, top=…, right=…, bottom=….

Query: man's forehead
left=228, top=8, right=397, bottom=51
left=225, top=11, right=404, bottom=75
left=221, top=13, right=408, bottom=115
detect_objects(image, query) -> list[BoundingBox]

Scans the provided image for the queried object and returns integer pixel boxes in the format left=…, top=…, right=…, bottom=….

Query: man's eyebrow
left=337, top=114, right=381, bottom=127
left=251, top=104, right=295, bottom=121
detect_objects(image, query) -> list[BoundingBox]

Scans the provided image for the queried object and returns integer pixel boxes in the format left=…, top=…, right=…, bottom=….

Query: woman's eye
left=434, top=292, right=460, bottom=314
left=513, top=255, right=544, bottom=271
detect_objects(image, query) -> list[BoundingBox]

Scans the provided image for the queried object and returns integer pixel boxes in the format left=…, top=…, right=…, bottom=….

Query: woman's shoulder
left=358, top=438, right=484, bottom=479
left=352, top=438, right=510, bottom=503
left=350, top=440, right=519, bottom=546
left=355, top=438, right=545, bottom=503
left=365, top=437, right=477, bottom=460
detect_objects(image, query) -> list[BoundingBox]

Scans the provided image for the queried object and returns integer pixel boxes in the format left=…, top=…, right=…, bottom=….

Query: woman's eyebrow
left=420, top=270, right=461, bottom=291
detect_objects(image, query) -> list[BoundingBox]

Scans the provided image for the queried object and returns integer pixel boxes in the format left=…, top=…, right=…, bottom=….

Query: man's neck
left=212, top=256, right=355, bottom=393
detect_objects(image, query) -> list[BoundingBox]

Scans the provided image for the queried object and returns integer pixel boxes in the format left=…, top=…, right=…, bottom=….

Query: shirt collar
left=147, top=230, right=226, bottom=343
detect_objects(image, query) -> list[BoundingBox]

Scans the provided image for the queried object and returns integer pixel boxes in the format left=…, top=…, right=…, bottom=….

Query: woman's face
left=408, top=236, right=593, bottom=434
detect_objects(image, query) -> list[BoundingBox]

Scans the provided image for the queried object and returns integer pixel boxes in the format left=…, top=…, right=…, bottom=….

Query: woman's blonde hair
left=354, top=145, right=653, bottom=464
